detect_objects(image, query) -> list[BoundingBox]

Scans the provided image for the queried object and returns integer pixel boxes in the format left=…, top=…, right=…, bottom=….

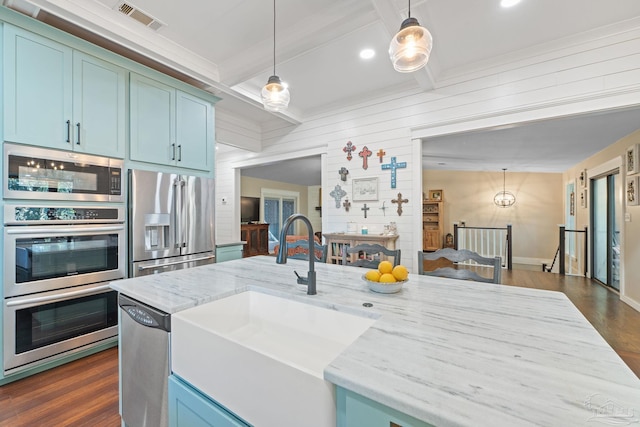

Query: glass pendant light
left=262, top=0, right=290, bottom=112
left=494, top=168, right=516, bottom=208
left=389, top=0, right=433, bottom=73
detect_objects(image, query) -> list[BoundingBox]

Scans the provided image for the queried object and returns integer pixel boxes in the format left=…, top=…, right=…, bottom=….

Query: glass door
left=262, top=191, right=298, bottom=238
left=591, top=172, right=620, bottom=290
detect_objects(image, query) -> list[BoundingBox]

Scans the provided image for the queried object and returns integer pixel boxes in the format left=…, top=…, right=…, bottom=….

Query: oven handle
left=6, top=284, right=113, bottom=307
left=5, top=225, right=125, bottom=235
left=138, top=254, right=215, bottom=271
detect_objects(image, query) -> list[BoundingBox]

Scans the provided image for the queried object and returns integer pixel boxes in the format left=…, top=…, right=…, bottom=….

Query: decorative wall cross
left=359, top=145, right=372, bottom=170
left=329, top=184, right=347, bottom=208
left=343, top=141, right=356, bottom=161
left=361, top=203, right=370, bottom=218
left=381, top=157, right=407, bottom=189
left=392, top=193, right=409, bottom=216
left=343, top=197, right=351, bottom=212
left=338, top=167, right=349, bottom=181
left=379, top=201, right=388, bottom=216
left=377, top=148, right=386, bottom=163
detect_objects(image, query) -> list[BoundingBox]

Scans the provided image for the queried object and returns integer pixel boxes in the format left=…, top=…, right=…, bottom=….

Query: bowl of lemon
left=363, top=261, right=408, bottom=294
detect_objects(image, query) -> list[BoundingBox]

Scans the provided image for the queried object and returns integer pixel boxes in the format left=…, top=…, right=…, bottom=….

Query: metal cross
left=343, top=197, right=351, bottom=212
left=338, top=167, right=349, bottom=182
left=381, top=157, right=407, bottom=189
left=361, top=203, right=370, bottom=218
left=377, top=148, right=386, bottom=163
left=343, top=141, right=356, bottom=161
left=359, top=145, right=372, bottom=170
left=379, top=201, right=388, bottom=216
left=329, top=184, right=347, bottom=208
left=391, top=193, right=409, bottom=216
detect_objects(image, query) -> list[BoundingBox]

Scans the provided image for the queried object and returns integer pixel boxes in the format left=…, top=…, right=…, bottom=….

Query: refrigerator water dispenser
left=145, top=213, right=170, bottom=250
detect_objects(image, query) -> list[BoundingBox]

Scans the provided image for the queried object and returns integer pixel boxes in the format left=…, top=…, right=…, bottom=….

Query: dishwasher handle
left=118, top=294, right=171, bottom=331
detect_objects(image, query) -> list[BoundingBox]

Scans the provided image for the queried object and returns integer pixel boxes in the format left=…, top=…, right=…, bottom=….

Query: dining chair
left=418, top=248, right=502, bottom=284
left=342, top=243, right=401, bottom=268
left=287, top=239, right=328, bottom=263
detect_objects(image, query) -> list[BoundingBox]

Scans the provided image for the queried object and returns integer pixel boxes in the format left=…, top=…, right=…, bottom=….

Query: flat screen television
left=240, top=196, right=260, bottom=223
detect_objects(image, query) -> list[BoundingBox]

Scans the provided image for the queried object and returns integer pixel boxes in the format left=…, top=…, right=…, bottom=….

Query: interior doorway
left=591, top=170, right=621, bottom=290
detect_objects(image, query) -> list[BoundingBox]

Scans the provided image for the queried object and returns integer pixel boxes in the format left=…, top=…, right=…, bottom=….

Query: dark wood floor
left=0, top=269, right=638, bottom=426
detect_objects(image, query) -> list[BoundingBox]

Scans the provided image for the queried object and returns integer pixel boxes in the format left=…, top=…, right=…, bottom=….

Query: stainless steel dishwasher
left=119, top=294, right=171, bottom=427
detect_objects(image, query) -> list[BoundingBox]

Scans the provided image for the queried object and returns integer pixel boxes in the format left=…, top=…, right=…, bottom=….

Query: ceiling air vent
left=116, top=2, right=165, bottom=31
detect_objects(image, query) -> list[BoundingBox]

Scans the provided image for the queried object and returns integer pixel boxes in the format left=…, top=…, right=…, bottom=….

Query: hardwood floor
left=0, top=269, right=638, bottom=426
left=0, top=347, right=120, bottom=427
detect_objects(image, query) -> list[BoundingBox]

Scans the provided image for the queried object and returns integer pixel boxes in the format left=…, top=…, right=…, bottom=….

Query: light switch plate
left=625, top=212, right=631, bottom=222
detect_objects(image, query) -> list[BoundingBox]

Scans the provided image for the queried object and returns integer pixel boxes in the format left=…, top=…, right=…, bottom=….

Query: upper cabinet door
left=72, top=52, right=126, bottom=158
left=130, top=73, right=176, bottom=166
left=176, top=91, right=213, bottom=172
left=3, top=25, right=72, bottom=150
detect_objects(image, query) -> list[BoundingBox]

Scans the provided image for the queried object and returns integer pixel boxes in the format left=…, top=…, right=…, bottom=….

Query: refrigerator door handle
left=173, top=178, right=181, bottom=249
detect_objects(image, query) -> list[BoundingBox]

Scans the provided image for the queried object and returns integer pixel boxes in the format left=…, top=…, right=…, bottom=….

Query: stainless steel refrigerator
left=129, top=169, right=215, bottom=277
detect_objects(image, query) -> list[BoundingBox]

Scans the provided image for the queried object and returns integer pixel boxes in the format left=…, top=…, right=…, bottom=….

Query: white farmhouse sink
left=171, top=290, right=377, bottom=427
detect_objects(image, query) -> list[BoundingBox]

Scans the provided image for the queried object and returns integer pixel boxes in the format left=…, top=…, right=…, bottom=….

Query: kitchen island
left=110, top=256, right=640, bottom=426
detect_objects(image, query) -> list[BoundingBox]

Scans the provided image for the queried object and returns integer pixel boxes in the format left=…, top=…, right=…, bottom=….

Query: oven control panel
left=5, top=205, right=124, bottom=224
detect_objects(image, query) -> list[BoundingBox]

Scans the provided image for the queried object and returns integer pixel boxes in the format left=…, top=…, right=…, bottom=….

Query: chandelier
left=494, top=168, right=516, bottom=208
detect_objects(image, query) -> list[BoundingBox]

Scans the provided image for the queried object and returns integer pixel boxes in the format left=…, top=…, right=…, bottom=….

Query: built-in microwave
left=3, top=143, right=123, bottom=202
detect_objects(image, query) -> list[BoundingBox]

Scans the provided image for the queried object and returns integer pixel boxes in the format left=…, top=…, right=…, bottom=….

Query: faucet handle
left=293, top=270, right=308, bottom=285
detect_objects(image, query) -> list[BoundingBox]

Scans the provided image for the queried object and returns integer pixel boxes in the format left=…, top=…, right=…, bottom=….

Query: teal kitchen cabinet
left=3, top=24, right=126, bottom=158
left=215, top=243, right=245, bottom=263
left=336, top=387, right=433, bottom=427
left=130, top=73, right=214, bottom=172
left=168, top=375, right=250, bottom=427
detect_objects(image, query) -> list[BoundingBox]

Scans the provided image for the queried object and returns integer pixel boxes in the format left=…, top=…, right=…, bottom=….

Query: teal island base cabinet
left=336, top=387, right=433, bottom=427
left=168, top=375, right=251, bottom=427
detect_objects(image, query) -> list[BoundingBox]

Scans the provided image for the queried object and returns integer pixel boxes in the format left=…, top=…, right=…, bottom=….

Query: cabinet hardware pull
left=138, top=254, right=215, bottom=271
left=171, top=143, right=176, bottom=160
left=76, top=122, right=81, bottom=145
left=66, top=120, right=71, bottom=143
left=178, top=144, right=182, bottom=161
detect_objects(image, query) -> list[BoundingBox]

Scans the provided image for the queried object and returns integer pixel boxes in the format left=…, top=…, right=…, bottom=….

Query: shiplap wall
left=215, top=21, right=640, bottom=274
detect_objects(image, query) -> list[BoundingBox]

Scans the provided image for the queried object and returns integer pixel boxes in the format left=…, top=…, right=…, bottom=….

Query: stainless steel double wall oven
left=2, top=143, right=125, bottom=375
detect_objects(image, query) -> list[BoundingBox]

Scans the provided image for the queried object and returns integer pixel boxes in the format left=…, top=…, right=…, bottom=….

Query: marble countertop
left=110, top=256, right=640, bottom=426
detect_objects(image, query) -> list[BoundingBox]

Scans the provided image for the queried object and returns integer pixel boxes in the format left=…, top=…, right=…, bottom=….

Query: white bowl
left=362, top=275, right=407, bottom=294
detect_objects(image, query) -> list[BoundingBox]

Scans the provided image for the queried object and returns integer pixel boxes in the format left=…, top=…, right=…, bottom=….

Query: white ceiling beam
left=220, top=2, right=378, bottom=86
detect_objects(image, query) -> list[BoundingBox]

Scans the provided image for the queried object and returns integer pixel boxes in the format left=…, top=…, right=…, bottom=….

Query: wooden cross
left=329, top=184, right=347, bottom=208
left=379, top=201, right=388, bottom=216
left=359, top=145, right=372, bottom=170
left=381, top=157, right=407, bottom=189
left=377, top=148, right=386, bottom=163
left=343, top=141, right=356, bottom=161
left=392, top=193, right=409, bottom=216
left=338, top=167, right=349, bottom=182
left=361, top=203, right=370, bottom=218
left=343, top=197, right=351, bottom=212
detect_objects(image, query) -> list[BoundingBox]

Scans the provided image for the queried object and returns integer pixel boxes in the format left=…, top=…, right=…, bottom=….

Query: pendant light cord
left=273, top=0, right=276, bottom=76
left=408, top=0, right=411, bottom=18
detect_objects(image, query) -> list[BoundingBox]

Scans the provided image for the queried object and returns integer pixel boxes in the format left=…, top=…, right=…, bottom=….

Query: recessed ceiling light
left=360, top=49, right=375, bottom=60
left=501, top=0, right=521, bottom=7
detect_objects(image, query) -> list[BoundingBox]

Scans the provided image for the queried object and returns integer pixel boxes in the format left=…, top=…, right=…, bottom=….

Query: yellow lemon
left=378, top=260, right=393, bottom=275
left=392, top=265, right=409, bottom=281
left=365, top=270, right=381, bottom=282
left=379, top=273, right=397, bottom=283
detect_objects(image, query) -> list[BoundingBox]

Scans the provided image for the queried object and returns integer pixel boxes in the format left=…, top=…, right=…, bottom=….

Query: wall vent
left=115, top=2, right=165, bottom=31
